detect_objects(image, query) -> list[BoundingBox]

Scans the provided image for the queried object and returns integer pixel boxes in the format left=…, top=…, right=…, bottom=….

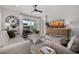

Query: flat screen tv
left=49, top=20, right=65, bottom=28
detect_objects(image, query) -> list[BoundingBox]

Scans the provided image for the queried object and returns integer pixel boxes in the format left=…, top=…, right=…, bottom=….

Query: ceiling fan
left=32, top=5, right=43, bottom=13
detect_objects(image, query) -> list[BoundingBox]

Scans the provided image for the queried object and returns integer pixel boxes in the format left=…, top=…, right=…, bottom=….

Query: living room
left=0, top=5, right=79, bottom=54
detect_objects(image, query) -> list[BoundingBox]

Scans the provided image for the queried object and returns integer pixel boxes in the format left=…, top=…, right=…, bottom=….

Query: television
left=49, top=20, right=65, bottom=28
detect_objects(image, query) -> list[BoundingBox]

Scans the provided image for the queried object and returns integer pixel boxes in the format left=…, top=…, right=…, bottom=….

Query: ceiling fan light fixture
left=32, top=5, right=43, bottom=13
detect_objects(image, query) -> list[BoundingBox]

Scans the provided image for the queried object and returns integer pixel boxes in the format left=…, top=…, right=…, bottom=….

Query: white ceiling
left=1, top=5, right=79, bottom=18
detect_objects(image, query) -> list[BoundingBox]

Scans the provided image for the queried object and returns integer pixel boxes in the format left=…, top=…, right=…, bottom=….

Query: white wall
left=0, top=8, right=1, bottom=31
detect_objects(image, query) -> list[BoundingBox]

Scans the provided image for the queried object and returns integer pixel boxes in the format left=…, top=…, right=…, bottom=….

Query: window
left=23, top=19, right=37, bottom=29
left=23, top=20, right=31, bottom=26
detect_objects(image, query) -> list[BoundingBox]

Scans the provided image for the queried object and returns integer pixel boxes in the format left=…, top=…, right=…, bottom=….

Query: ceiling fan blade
left=37, top=10, right=43, bottom=13
left=32, top=5, right=43, bottom=13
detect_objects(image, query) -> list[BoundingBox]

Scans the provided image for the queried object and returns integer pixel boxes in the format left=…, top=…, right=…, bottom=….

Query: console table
left=47, top=28, right=71, bottom=38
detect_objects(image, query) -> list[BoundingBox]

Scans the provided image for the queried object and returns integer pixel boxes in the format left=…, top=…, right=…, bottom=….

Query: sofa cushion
left=0, top=40, right=31, bottom=54
left=67, top=35, right=76, bottom=49
left=67, top=35, right=79, bottom=53
left=0, top=31, right=9, bottom=48
left=28, top=34, right=43, bottom=44
left=8, top=35, right=24, bottom=45
left=70, top=42, right=79, bottom=53
left=7, top=30, right=15, bottom=38
left=60, top=38, right=70, bottom=47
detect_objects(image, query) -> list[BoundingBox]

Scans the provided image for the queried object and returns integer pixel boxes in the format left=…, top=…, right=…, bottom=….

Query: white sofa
left=28, top=34, right=75, bottom=54
left=0, top=31, right=31, bottom=54
left=67, top=35, right=79, bottom=53
left=0, top=30, right=76, bottom=54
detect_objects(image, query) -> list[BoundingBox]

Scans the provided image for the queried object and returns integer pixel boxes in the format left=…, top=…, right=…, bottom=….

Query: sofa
left=28, top=34, right=75, bottom=54
left=0, top=30, right=31, bottom=54
left=0, top=30, right=76, bottom=54
left=67, top=35, right=79, bottom=53
left=45, top=40, right=75, bottom=54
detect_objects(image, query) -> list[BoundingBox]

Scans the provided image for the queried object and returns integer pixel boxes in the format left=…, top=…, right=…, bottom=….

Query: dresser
left=47, top=28, right=71, bottom=38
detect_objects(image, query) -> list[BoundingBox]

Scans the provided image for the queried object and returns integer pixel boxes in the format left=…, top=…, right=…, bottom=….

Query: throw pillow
left=7, top=30, right=15, bottom=38
left=60, top=38, right=70, bottom=47
left=67, top=35, right=79, bottom=53
left=28, top=34, right=43, bottom=44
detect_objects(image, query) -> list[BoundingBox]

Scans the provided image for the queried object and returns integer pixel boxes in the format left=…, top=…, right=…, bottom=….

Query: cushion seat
left=7, top=35, right=24, bottom=45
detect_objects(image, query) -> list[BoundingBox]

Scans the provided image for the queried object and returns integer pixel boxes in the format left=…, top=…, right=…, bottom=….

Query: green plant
left=31, top=26, right=37, bottom=33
